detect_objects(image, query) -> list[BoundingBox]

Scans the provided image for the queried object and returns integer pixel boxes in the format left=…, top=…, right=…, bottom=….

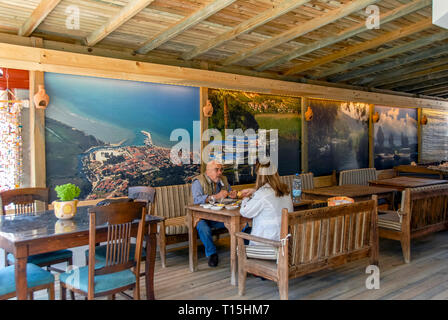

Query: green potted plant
left=52, top=183, right=81, bottom=220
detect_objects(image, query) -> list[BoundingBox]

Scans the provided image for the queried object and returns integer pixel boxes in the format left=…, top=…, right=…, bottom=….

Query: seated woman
left=239, top=162, right=293, bottom=247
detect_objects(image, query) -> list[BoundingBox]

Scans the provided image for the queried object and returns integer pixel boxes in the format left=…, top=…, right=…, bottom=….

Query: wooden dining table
left=394, top=165, right=448, bottom=179
left=0, top=206, right=163, bottom=300
left=368, top=176, right=448, bottom=191
left=186, top=199, right=318, bottom=286
left=302, top=184, right=397, bottom=205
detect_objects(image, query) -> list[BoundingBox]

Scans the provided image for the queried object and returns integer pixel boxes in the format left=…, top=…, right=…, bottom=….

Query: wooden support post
left=29, top=38, right=46, bottom=189
left=301, top=97, right=308, bottom=173
left=200, top=87, right=209, bottom=173
left=417, top=108, right=422, bottom=164
left=369, top=104, right=374, bottom=168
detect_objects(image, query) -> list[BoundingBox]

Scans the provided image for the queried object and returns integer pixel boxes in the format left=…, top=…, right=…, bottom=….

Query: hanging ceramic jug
left=420, top=115, right=428, bottom=125
left=305, top=106, right=313, bottom=121
left=203, top=99, right=213, bottom=117
left=33, top=85, right=49, bottom=109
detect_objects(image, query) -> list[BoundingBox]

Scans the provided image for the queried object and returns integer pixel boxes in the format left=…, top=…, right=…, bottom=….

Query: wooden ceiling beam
left=1, top=42, right=447, bottom=109
left=372, top=63, right=448, bottom=88
left=136, top=0, right=236, bottom=55
left=182, top=0, right=310, bottom=61
left=18, top=0, right=61, bottom=37
left=85, top=0, right=155, bottom=47
left=379, top=69, right=448, bottom=90
left=285, top=18, right=434, bottom=76
left=222, top=0, right=380, bottom=66
left=397, top=77, right=448, bottom=92
left=361, top=56, right=448, bottom=88
left=352, top=43, right=448, bottom=86
left=417, top=84, right=448, bottom=95
left=326, top=32, right=448, bottom=82
left=256, top=0, right=430, bottom=72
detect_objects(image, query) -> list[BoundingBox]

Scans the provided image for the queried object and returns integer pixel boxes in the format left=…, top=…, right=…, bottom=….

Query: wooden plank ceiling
left=0, top=0, right=447, bottom=100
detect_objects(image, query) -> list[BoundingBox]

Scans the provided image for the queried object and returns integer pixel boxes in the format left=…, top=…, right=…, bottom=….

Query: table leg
left=15, top=256, right=27, bottom=300
left=145, top=224, right=157, bottom=300
left=188, top=211, right=197, bottom=272
left=227, top=216, right=239, bottom=286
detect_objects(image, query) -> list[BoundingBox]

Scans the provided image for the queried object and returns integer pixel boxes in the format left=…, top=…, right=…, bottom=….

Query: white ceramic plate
left=200, top=204, right=212, bottom=209
left=221, top=198, right=236, bottom=205
left=210, top=206, right=224, bottom=210
left=225, top=205, right=239, bottom=210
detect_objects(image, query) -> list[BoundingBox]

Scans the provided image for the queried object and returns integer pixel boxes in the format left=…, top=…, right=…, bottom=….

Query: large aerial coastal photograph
left=45, top=73, right=200, bottom=201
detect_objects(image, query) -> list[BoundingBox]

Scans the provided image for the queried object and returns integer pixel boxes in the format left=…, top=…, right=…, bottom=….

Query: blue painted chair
left=0, top=263, right=55, bottom=300
left=59, top=201, right=147, bottom=300
left=1, top=188, right=74, bottom=273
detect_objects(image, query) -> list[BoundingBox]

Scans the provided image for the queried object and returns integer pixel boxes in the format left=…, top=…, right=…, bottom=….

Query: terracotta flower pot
left=53, top=199, right=78, bottom=220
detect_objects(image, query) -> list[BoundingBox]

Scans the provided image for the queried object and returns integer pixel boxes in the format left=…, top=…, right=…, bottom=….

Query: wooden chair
left=279, top=172, right=315, bottom=193
left=0, top=263, right=55, bottom=300
left=0, top=188, right=74, bottom=273
left=338, top=168, right=390, bottom=208
left=378, top=184, right=448, bottom=263
left=128, top=186, right=155, bottom=210
left=1, top=187, right=49, bottom=215
left=235, top=196, right=379, bottom=300
left=339, top=168, right=378, bottom=186
left=151, top=184, right=191, bottom=268
left=59, top=201, right=147, bottom=300
left=84, top=197, right=148, bottom=278
left=127, top=186, right=155, bottom=273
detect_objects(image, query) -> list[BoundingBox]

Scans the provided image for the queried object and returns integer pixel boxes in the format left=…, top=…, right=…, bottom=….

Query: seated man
left=192, top=160, right=237, bottom=267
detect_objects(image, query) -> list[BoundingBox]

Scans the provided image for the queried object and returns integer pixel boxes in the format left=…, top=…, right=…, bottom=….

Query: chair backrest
left=0, top=187, right=49, bottom=215
left=279, top=173, right=315, bottom=195
left=151, top=184, right=191, bottom=235
left=339, top=168, right=377, bottom=186
left=281, top=197, right=377, bottom=276
left=87, top=201, right=147, bottom=291
left=405, top=184, right=448, bottom=232
left=128, top=186, right=155, bottom=210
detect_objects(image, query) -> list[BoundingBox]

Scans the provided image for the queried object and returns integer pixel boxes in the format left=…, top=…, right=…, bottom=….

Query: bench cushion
left=378, top=211, right=402, bottom=231
left=245, top=245, right=279, bottom=262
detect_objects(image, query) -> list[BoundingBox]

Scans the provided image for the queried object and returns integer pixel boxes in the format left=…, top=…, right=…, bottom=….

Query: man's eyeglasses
left=213, top=167, right=224, bottom=172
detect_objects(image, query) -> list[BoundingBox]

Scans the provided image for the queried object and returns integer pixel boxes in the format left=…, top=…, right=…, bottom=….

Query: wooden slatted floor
left=8, top=230, right=448, bottom=300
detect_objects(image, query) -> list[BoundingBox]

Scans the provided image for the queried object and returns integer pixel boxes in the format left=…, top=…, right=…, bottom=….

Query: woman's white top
left=239, top=183, right=293, bottom=246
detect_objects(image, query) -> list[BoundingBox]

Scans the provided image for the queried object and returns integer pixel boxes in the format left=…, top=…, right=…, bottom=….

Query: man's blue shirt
left=192, top=178, right=231, bottom=204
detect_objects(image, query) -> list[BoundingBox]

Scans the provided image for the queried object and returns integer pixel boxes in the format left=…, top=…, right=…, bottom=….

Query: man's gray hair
left=206, top=159, right=223, bottom=170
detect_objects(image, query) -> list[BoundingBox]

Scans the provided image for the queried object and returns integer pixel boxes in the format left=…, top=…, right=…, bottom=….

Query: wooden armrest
left=234, top=232, right=282, bottom=248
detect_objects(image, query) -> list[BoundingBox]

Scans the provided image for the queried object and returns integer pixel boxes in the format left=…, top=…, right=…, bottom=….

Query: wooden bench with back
left=378, top=183, right=448, bottom=263
left=235, top=196, right=379, bottom=300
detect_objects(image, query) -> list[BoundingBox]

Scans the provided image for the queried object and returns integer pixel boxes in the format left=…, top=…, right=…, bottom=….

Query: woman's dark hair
left=255, top=162, right=290, bottom=197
